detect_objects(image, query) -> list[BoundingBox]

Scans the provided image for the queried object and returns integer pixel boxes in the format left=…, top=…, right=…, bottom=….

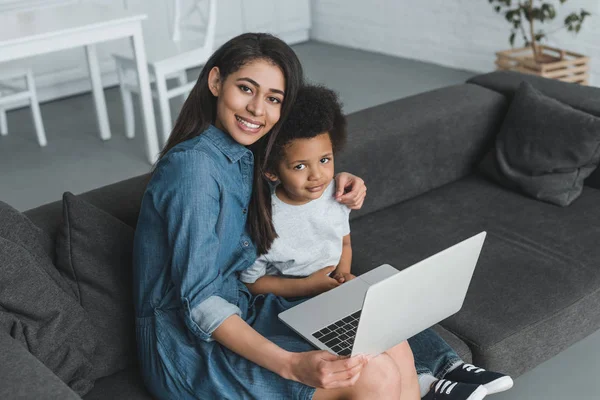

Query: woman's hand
left=331, top=270, right=356, bottom=284
left=334, top=173, right=367, bottom=210
left=285, top=350, right=368, bottom=389
left=304, top=266, right=340, bottom=296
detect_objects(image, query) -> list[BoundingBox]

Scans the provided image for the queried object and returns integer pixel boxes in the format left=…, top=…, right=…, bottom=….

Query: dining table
left=0, top=2, right=160, bottom=163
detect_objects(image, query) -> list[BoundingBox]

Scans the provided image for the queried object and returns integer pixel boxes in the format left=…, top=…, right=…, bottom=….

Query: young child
left=241, top=84, right=352, bottom=297
left=241, top=84, right=514, bottom=400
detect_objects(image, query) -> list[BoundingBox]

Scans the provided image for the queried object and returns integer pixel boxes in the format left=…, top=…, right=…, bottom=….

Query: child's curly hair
left=266, top=84, right=346, bottom=171
left=250, top=84, right=346, bottom=255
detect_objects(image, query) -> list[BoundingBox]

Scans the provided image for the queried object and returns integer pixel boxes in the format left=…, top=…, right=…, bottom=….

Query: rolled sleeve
left=239, top=257, right=268, bottom=284
left=153, top=151, right=238, bottom=342
left=188, top=296, right=242, bottom=339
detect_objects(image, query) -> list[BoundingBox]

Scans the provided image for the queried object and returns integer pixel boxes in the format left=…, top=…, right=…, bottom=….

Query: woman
left=133, top=33, right=418, bottom=400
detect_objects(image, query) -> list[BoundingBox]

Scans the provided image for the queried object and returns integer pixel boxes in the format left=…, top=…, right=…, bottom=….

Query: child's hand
left=304, top=266, right=340, bottom=295
left=331, top=270, right=356, bottom=284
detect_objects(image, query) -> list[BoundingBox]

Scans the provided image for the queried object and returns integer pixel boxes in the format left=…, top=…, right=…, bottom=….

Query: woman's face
left=209, top=59, right=285, bottom=146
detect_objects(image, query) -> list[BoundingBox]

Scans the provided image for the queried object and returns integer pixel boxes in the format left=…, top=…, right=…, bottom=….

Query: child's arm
left=332, top=234, right=354, bottom=283
left=244, top=266, right=340, bottom=297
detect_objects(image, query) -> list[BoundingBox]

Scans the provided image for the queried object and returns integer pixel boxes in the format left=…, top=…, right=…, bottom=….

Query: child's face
left=209, top=59, right=285, bottom=146
left=271, top=133, right=335, bottom=205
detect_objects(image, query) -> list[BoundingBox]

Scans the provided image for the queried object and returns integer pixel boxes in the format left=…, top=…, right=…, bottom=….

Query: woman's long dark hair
left=156, top=32, right=303, bottom=256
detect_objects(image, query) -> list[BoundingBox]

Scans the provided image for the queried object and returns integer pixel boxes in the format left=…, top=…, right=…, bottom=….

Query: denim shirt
left=132, top=125, right=257, bottom=342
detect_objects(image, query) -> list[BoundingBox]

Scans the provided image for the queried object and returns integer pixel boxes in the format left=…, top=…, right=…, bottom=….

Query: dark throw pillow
left=479, top=81, right=600, bottom=206
left=55, top=192, right=136, bottom=380
left=0, top=201, right=98, bottom=396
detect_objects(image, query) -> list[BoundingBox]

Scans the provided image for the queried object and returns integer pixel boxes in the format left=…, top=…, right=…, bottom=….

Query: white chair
left=0, top=68, right=46, bottom=146
left=113, top=0, right=217, bottom=144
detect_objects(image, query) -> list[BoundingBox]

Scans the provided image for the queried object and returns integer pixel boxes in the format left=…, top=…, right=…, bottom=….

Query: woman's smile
left=235, top=115, right=264, bottom=133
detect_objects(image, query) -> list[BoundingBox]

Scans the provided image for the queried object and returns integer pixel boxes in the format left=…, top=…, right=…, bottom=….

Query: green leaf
left=531, top=8, right=543, bottom=21
left=564, top=13, right=577, bottom=24
left=510, top=32, right=516, bottom=46
left=495, top=5, right=502, bottom=13
left=505, top=10, right=516, bottom=21
left=546, top=4, right=556, bottom=19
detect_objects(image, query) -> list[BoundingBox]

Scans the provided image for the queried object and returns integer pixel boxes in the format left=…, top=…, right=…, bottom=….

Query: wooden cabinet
left=0, top=0, right=310, bottom=102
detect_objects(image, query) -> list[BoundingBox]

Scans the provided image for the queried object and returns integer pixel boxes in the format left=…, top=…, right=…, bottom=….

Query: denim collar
left=204, top=125, right=252, bottom=163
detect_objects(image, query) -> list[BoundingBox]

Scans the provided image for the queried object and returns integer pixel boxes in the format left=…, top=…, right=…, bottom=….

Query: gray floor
left=1, top=41, right=598, bottom=399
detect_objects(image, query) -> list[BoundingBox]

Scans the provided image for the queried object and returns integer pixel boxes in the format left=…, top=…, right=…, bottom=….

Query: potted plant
left=490, top=0, right=592, bottom=85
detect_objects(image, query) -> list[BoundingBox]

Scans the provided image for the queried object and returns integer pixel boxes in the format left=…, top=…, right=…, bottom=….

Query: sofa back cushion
left=24, top=174, right=149, bottom=250
left=336, top=83, right=508, bottom=219
left=55, top=193, right=137, bottom=379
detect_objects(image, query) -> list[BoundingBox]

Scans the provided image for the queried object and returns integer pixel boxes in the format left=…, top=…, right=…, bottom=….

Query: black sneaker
left=422, top=379, right=487, bottom=400
left=444, top=363, right=514, bottom=395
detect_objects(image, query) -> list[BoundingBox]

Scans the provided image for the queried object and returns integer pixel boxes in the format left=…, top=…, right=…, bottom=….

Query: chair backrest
left=171, top=0, right=217, bottom=53
left=118, top=0, right=217, bottom=63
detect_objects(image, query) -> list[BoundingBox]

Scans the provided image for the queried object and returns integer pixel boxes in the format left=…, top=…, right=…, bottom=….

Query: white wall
left=311, top=0, right=600, bottom=86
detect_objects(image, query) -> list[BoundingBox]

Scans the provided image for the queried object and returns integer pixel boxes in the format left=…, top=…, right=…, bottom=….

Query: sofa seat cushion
left=83, top=367, right=152, bottom=400
left=349, top=175, right=600, bottom=377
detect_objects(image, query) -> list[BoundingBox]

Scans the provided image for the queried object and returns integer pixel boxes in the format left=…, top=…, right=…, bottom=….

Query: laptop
left=279, top=231, right=486, bottom=357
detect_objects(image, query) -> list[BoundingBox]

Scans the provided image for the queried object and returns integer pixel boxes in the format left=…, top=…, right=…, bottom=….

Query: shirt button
left=242, top=208, right=247, bottom=214
left=242, top=241, right=249, bottom=247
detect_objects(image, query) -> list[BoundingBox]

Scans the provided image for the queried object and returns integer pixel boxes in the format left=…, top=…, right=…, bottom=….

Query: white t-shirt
left=240, top=180, right=351, bottom=283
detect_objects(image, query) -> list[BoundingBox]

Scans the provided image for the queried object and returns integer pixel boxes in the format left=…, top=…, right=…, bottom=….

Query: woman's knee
left=356, top=354, right=402, bottom=398
left=386, top=340, right=415, bottom=371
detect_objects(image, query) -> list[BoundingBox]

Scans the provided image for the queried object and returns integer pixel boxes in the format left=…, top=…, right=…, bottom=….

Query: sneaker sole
left=466, top=385, right=488, bottom=400
left=484, top=376, right=514, bottom=394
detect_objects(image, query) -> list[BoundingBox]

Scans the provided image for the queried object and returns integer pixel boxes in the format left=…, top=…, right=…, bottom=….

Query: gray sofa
left=2, top=71, right=599, bottom=399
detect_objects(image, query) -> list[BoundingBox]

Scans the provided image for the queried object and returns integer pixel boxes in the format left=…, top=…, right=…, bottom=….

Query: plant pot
left=495, top=45, right=590, bottom=85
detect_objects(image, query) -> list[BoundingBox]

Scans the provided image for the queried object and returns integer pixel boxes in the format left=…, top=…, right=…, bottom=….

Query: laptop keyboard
left=312, top=310, right=362, bottom=356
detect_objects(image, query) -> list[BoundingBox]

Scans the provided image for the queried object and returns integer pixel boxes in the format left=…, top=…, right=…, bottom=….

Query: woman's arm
left=212, top=314, right=368, bottom=389
left=153, top=152, right=241, bottom=342
left=212, top=314, right=292, bottom=377
left=334, top=173, right=367, bottom=210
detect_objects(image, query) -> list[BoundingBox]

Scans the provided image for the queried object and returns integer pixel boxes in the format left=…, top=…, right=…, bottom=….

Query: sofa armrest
left=0, top=331, right=81, bottom=400
left=467, top=71, right=600, bottom=117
